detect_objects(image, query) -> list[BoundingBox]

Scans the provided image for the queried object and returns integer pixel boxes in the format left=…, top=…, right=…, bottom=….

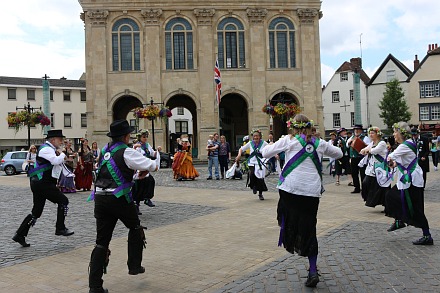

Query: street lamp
left=147, top=97, right=164, bottom=149
left=16, top=102, right=42, bottom=149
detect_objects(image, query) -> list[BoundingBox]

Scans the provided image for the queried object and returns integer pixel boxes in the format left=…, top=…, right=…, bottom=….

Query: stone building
left=78, top=0, right=323, bottom=157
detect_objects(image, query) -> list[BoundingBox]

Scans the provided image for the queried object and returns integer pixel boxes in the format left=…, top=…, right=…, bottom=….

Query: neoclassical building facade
left=79, top=0, right=323, bottom=157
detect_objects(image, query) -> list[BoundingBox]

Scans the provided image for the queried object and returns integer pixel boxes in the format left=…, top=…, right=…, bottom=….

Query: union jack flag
left=214, top=59, right=222, bottom=105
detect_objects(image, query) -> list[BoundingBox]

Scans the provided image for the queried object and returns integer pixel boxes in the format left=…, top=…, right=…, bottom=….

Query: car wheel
left=160, top=160, right=168, bottom=168
left=4, top=165, right=16, bottom=176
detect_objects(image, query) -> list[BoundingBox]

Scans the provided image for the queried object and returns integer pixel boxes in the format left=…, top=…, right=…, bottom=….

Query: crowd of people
left=11, top=115, right=438, bottom=291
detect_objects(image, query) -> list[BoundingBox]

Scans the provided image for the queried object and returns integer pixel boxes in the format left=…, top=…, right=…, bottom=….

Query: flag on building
left=214, top=59, right=222, bottom=105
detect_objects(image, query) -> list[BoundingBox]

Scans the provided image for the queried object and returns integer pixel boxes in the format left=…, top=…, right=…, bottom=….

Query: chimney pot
left=414, top=55, right=420, bottom=71
left=429, top=44, right=432, bottom=51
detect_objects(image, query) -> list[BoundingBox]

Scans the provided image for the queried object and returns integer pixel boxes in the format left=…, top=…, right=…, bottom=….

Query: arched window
left=112, top=18, right=141, bottom=71
left=165, top=18, right=194, bottom=70
left=268, top=17, right=296, bottom=68
left=217, top=17, right=245, bottom=69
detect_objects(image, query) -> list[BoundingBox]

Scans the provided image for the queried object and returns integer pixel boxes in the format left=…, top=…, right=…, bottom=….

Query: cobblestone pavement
left=214, top=222, right=440, bottom=293
left=0, top=183, right=223, bottom=268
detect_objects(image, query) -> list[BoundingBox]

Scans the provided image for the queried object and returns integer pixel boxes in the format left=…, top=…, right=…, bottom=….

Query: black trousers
left=89, top=194, right=144, bottom=289
left=350, top=157, right=365, bottom=191
left=218, top=155, right=229, bottom=177
left=30, top=179, right=69, bottom=231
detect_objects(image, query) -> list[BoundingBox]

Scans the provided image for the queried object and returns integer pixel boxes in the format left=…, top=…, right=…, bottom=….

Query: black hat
left=46, top=129, right=65, bottom=139
left=337, top=127, right=347, bottom=134
left=107, top=120, right=135, bottom=137
left=353, top=124, right=363, bottom=130
left=410, top=127, right=420, bottom=135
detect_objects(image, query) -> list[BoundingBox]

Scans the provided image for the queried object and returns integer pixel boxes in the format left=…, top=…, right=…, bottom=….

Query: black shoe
left=145, top=199, right=155, bottom=207
left=12, top=234, right=30, bottom=247
left=305, top=272, right=320, bottom=287
left=177, top=177, right=183, bottom=181
left=387, top=220, right=406, bottom=232
left=128, top=266, right=145, bottom=275
left=258, top=194, right=264, bottom=200
left=89, top=287, right=109, bottom=293
left=351, top=189, right=361, bottom=194
left=253, top=186, right=257, bottom=194
left=207, top=177, right=212, bottom=180
left=413, top=236, right=434, bottom=245
left=216, top=177, right=220, bottom=180
left=55, top=228, right=74, bottom=236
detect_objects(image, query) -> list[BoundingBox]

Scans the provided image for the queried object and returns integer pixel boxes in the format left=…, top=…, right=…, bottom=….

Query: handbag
left=22, top=161, right=29, bottom=172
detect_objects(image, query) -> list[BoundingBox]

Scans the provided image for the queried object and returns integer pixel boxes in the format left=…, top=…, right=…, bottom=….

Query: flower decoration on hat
left=287, top=117, right=314, bottom=130
left=367, top=126, right=383, bottom=136
left=137, top=129, right=150, bottom=138
left=250, top=128, right=263, bottom=138
left=393, top=123, right=411, bottom=139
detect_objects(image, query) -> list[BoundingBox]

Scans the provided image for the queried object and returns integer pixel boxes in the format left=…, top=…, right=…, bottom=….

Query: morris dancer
left=133, top=129, right=160, bottom=213
left=13, top=130, right=74, bottom=247
left=172, top=135, right=199, bottom=180
left=347, top=124, right=370, bottom=193
left=262, top=114, right=342, bottom=287
left=236, top=129, right=268, bottom=200
left=88, top=120, right=158, bottom=293
left=385, top=122, right=434, bottom=245
left=359, top=127, right=390, bottom=208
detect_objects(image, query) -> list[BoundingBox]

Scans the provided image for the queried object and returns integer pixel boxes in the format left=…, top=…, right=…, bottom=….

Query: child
left=207, top=134, right=214, bottom=157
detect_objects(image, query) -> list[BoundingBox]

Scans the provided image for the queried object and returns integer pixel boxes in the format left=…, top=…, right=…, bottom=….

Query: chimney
left=436, top=43, right=439, bottom=49
left=350, top=57, right=362, bottom=69
left=414, top=55, right=420, bottom=71
left=428, top=44, right=432, bottom=52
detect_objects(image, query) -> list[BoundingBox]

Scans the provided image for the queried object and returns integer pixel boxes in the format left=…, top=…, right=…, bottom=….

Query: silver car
left=0, top=151, right=28, bottom=175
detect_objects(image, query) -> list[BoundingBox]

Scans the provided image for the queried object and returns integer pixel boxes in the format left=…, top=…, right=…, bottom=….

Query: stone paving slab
left=214, top=222, right=440, bottom=293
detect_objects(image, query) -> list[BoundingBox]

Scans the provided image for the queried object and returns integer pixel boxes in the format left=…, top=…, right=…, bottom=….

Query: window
left=112, top=18, right=141, bottom=71
left=129, top=119, right=138, bottom=133
left=63, top=91, right=71, bottom=101
left=268, top=17, right=296, bottom=68
left=351, top=112, right=355, bottom=126
left=81, top=113, right=87, bottom=128
left=11, top=152, right=27, bottom=159
left=50, top=90, right=54, bottom=101
left=80, top=91, right=86, bottom=102
left=8, top=88, right=16, bottom=100
left=177, top=107, right=184, bottom=115
left=165, top=18, right=193, bottom=70
left=420, top=106, right=430, bottom=120
left=420, top=104, right=440, bottom=121
left=27, top=89, right=35, bottom=100
left=332, top=91, right=340, bottom=103
left=175, top=121, right=188, bottom=133
left=420, top=81, right=440, bottom=98
left=217, top=17, right=245, bottom=69
left=50, top=113, right=55, bottom=128
left=64, top=113, right=72, bottom=127
left=333, top=113, right=341, bottom=128
left=386, top=70, right=396, bottom=82
left=340, top=72, right=348, bottom=81
left=349, top=90, right=354, bottom=101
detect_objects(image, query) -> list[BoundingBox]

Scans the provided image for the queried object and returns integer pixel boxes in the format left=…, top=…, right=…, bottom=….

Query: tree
left=378, top=79, right=412, bottom=131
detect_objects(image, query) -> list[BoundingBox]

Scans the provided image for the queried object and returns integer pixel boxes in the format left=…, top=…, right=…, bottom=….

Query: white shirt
left=388, top=139, right=424, bottom=189
left=241, top=140, right=268, bottom=166
left=362, top=141, right=388, bottom=177
left=38, top=141, right=66, bottom=179
left=135, top=143, right=155, bottom=157
left=95, top=146, right=157, bottom=192
left=262, top=135, right=342, bottom=197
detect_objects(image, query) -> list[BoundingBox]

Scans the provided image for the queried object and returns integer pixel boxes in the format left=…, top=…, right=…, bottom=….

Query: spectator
left=218, top=135, right=231, bottom=179
left=206, top=133, right=220, bottom=180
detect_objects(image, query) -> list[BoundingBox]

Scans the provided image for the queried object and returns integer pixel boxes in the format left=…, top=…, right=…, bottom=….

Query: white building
left=322, top=58, right=370, bottom=134
left=366, top=54, right=412, bottom=130
left=0, top=76, right=87, bottom=154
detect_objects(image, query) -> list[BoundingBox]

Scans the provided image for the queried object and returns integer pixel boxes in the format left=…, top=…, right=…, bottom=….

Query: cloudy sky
left=1, top=0, right=439, bottom=85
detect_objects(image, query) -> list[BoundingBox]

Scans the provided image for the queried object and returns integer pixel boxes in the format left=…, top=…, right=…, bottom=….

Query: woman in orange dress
left=172, top=135, right=199, bottom=181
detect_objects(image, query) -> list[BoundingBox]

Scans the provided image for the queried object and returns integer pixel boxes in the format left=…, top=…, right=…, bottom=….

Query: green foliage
left=378, top=79, right=412, bottom=130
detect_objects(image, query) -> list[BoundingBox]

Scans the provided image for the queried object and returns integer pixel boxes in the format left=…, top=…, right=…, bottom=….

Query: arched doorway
left=166, top=95, right=198, bottom=156
left=112, top=95, right=143, bottom=121
left=270, top=93, right=299, bottom=140
left=219, top=94, right=249, bottom=154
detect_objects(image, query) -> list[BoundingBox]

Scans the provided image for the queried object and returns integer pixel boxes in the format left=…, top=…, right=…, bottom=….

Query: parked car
left=0, top=151, right=28, bottom=175
left=160, top=152, right=173, bottom=168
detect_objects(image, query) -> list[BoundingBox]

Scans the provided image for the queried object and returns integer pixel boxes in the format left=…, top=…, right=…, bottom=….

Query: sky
left=0, top=1, right=439, bottom=86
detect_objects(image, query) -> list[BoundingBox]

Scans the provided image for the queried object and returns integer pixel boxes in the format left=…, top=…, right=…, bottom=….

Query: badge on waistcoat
left=305, top=144, right=315, bottom=154
left=103, top=152, right=111, bottom=161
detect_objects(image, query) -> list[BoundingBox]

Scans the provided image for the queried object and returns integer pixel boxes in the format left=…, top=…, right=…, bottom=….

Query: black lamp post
left=147, top=97, right=164, bottom=150
left=16, top=102, right=41, bottom=149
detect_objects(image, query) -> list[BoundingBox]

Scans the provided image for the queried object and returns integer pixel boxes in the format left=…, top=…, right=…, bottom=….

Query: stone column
left=297, top=8, right=324, bottom=130
left=194, top=8, right=215, bottom=158
left=83, top=10, right=110, bottom=147
left=247, top=8, right=269, bottom=136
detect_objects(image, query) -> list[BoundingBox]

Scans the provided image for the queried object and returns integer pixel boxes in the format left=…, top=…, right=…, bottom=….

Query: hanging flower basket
left=6, top=110, right=50, bottom=134
left=159, top=107, right=172, bottom=119
left=261, top=104, right=275, bottom=116
left=133, top=105, right=160, bottom=120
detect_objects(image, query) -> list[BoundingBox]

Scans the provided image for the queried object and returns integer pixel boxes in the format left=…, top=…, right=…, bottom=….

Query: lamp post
left=16, top=102, right=41, bottom=149
left=147, top=97, right=164, bottom=149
